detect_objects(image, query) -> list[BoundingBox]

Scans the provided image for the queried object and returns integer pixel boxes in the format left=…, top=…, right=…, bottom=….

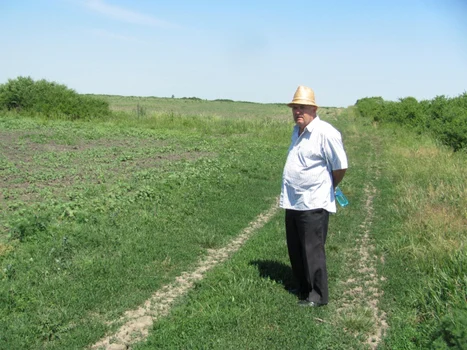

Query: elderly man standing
left=280, top=86, right=348, bottom=307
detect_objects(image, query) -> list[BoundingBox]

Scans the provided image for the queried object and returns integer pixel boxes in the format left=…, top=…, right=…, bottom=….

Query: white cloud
left=83, top=0, right=179, bottom=29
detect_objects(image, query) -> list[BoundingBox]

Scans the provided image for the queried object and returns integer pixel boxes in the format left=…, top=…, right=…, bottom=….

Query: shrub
left=354, top=97, right=384, bottom=121
left=181, top=96, right=202, bottom=101
left=355, top=93, right=467, bottom=152
left=427, top=93, right=467, bottom=152
left=0, top=76, right=110, bottom=119
left=0, top=76, right=36, bottom=111
left=398, top=97, right=425, bottom=127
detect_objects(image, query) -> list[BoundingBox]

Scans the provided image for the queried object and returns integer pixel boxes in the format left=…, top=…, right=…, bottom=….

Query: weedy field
left=0, top=96, right=465, bottom=350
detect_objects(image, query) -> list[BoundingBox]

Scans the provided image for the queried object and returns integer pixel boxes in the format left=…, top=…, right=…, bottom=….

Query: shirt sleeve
left=322, top=129, right=348, bottom=171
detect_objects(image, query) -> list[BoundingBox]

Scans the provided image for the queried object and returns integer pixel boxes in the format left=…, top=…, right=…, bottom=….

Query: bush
left=181, top=96, right=202, bottom=101
left=0, top=76, right=36, bottom=111
left=355, top=96, right=384, bottom=121
left=0, top=76, right=110, bottom=119
left=398, top=97, right=425, bottom=126
left=427, top=94, right=467, bottom=152
left=355, top=93, right=467, bottom=152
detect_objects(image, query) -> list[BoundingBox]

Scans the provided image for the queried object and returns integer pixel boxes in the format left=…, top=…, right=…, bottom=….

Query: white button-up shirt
left=280, top=116, right=348, bottom=213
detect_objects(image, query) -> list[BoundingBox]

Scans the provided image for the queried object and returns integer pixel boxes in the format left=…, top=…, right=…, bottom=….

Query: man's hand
left=332, top=169, right=347, bottom=189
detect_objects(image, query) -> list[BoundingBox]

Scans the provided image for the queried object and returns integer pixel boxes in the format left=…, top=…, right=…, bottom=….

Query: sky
left=1, top=0, right=466, bottom=107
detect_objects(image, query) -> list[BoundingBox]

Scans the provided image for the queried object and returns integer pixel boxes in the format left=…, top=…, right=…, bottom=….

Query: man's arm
left=332, top=169, right=347, bottom=189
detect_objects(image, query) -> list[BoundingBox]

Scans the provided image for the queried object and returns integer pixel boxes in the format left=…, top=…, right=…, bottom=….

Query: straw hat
left=287, top=85, right=318, bottom=107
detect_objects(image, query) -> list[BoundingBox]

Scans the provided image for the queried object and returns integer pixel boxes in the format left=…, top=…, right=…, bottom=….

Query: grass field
left=1, top=97, right=465, bottom=349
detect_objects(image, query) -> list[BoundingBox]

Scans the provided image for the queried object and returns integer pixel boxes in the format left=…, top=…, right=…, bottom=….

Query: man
left=280, top=85, right=348, bottom=307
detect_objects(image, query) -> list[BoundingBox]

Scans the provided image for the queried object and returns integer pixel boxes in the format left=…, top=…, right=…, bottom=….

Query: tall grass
left=355, top=115, right=467, bottom=348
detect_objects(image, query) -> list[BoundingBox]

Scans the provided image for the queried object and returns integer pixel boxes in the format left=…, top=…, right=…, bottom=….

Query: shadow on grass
left=249, top=259, right=295, bottom=292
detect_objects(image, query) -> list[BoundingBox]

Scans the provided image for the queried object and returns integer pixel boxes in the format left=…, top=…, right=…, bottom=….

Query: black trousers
left=285, top=208, right=330, bottom=304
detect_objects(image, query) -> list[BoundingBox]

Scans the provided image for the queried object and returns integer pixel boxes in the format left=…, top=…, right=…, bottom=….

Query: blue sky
left=1, top=0, right=466, bottom=106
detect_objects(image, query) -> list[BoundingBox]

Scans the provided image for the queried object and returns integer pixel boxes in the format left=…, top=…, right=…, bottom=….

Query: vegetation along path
left=335, top=135, right=387, bottom=349
left=95, top=114, right=389, bottom=350
left=91, top=199, right=280, bottom=349
left=2, top=93, right=465, bottom=349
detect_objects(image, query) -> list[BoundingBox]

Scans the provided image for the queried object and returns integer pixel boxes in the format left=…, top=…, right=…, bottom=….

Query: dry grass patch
left=0, top=243, right=14, bottom=257
left=404, top=203, right=466, bottom=258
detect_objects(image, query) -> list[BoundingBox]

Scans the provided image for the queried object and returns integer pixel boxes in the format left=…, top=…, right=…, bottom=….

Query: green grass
left=0, top=106, right=289, bottom=349
left=366, top=122, right=467, bottom=349
left=132, top=106, right=384, bottom=350
left=1, top=97, right=465, bottom=349
left=135, top=214, right=365, bottom=350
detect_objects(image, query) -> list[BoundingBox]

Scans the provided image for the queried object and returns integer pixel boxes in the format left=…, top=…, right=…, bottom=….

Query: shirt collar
left=295, top=116, right=320, bottom=135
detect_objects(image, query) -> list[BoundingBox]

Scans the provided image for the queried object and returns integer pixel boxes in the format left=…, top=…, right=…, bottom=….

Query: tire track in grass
left=90, top=198, right=280, bottom=350
left=337, top=167, right=388, bottom=348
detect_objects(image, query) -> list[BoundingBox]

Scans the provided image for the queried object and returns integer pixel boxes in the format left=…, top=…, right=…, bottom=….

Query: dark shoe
left=287, top=287, right=299, bottom=293
left=287, top=288, right=308, bottom=300
left=298, top=299, right=326, bottom=307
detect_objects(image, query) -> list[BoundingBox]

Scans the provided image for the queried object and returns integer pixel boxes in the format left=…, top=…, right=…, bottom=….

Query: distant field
left=1, top=97, right=465, bottom=349
left=93, top=94, right=343, bottom=120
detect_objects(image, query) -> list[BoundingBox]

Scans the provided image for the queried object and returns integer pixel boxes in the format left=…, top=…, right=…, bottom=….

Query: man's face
left=291, top=104, right=316, bottom=129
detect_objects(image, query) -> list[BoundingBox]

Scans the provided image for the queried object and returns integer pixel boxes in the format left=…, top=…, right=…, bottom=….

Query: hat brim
left=287, top=100, right=318, bottom=108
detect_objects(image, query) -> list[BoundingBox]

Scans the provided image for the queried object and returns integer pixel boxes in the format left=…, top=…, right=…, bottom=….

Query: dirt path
left=337, top=162, right=388, bottom=348
left=90, top=198, right=280, bottom=350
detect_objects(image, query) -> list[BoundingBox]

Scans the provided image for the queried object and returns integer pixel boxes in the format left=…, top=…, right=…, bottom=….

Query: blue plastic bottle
left=335, top=186, right=349, bottom=207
